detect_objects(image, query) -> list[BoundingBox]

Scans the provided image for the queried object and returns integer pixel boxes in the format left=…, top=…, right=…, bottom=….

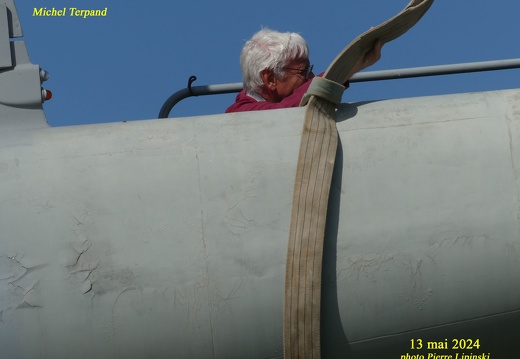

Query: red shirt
left=225, top=80, right=311, bottom=113
left=225, top=73, right=347, bottom=113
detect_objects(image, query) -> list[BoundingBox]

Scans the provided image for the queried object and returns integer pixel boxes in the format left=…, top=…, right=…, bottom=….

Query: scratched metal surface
left=328, top=89, right=520, bottom=356
left=1, top=89, right=520, bottom=358
left=0, top=107, right=300, bottom=358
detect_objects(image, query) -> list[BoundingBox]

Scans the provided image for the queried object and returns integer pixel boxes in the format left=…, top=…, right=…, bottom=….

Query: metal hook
left=188, top=76, right=197, bottom=96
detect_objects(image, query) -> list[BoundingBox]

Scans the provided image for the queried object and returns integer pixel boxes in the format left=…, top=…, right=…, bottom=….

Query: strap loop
left=300, top=77, right=345, bottom=106
left=284, top=1, right=435, bottom=358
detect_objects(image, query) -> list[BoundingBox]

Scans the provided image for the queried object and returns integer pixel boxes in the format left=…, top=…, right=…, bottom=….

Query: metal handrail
left=158, top=58, right=520, bottom=118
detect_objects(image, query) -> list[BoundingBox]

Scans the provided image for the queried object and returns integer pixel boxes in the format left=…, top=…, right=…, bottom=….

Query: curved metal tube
left=159, top=58, right=520, bottom=118
left=158, top=81, right=242, bottom=118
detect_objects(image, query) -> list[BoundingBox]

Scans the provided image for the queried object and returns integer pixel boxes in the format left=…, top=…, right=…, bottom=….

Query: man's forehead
left=289, top=58, right=310, bottom=67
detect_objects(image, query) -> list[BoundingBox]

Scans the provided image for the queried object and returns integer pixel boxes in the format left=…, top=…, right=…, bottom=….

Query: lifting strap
left=283, top=1, right=434, bottom=357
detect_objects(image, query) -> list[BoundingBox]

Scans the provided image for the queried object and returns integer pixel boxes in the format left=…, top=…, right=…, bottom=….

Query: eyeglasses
left=283, top=64, right=313, bottom=80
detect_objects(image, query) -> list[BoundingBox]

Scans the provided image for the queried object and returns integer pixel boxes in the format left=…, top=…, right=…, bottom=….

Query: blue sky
left=14, top=0, right=520, bottom=126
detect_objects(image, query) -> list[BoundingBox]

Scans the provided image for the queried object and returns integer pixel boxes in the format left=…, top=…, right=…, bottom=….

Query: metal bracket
left=0, top=0, right=23, bottom=69
left=0, top=4, right=12, bottom=68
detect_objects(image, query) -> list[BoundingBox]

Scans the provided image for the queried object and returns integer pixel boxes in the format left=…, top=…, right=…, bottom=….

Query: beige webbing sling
left=283, top=1, right=434, bottom=358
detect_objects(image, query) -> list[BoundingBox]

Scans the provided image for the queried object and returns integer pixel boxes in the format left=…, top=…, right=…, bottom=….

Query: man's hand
left=345, top=39, right=383, bottom=82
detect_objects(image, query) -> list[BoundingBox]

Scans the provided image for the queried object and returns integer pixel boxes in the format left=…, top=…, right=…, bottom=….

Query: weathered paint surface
left=1, top=90, right=520, bottom=358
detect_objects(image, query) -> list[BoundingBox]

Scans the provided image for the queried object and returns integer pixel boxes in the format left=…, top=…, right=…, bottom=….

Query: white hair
left=240, top=28, right=310, bottom=94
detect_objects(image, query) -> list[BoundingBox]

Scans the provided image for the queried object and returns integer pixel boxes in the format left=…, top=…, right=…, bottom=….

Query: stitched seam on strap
left=300, top=77, right=345, bottom=106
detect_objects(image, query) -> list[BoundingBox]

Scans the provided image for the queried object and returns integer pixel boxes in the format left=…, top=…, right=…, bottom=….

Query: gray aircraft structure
left=1, top=1, right=519, bottom=358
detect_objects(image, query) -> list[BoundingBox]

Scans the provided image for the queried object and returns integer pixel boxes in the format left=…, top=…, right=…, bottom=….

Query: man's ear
left=261, top=69, right=277, bottom=90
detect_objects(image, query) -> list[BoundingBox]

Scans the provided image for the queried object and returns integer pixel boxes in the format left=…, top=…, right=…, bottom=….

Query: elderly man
left=226, top=28, right=383, bottom=113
